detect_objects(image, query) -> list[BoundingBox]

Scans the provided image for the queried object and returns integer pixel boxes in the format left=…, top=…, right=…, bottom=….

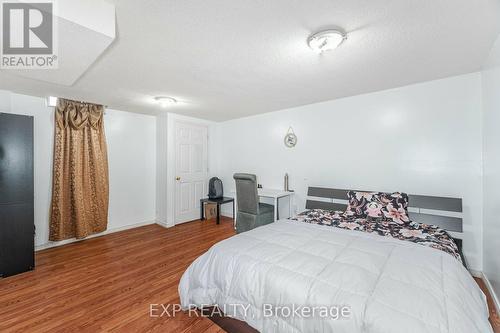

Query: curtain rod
left=59, top=97, right=108, bottom=108
left=54, top=98, right=108, bottom=115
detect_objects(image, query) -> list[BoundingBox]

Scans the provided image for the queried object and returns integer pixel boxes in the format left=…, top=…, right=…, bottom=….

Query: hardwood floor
left=475, top=277, right=500, bottom=332
left=1, top=218, right=499, bottom=333
left=0, top=218, right=235, bottom=333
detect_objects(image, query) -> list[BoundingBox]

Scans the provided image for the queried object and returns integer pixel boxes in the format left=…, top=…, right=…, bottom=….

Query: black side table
left=200, top=197, right=235, bottom=225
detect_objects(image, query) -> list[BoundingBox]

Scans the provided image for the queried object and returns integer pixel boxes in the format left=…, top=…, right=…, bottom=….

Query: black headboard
left=305, top=186, right=465, bottom=264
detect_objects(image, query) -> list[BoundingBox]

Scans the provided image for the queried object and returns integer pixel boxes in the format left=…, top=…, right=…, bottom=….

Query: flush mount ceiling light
left=154, top=96, right=177, bottom=107
left=308, top=29, right=347, bottom=53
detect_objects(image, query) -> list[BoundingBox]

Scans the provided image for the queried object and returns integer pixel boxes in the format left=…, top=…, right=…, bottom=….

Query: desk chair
left=233, top=173, right=274, bottom=233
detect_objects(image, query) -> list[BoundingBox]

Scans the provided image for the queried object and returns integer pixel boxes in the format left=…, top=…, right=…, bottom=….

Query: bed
left=179, top=187, right=492, bottom=333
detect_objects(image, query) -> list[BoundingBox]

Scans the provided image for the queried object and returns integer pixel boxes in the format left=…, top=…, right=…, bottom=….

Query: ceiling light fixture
left=154, top=96, right=177, bottom=107
left=308, top=29, right=347, bottom=53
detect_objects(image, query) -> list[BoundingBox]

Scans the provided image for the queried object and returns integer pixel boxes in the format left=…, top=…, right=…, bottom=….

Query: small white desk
left=231, top=188, right=295, bottom=224
left=258, top=189, right=294, bottom=221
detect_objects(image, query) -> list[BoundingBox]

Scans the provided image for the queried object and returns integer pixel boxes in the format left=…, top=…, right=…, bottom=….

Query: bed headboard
left=305, top=186, right=465, bottom=263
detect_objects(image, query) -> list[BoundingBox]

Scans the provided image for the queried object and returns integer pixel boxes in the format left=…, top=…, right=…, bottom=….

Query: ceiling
left=1, top=0, right=499, bottom=121
left=4, top=0, right=116, bottom=86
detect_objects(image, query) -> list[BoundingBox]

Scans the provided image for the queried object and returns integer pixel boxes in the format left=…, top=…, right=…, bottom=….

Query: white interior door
left=175, top=121, right=208, bottom=224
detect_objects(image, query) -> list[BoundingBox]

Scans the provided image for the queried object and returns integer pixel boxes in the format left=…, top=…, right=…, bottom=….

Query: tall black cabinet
left=0, top=113, right=34, bottom=278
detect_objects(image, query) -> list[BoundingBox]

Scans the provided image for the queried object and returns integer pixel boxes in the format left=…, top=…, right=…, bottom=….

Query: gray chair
left=233, top=173, right=274, bottom=233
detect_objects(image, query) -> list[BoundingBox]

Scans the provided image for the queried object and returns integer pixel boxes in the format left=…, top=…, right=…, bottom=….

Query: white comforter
left=179, top=220, right=492, bottom=333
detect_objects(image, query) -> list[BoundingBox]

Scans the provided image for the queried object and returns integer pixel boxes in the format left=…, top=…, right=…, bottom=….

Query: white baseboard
left=156, top=220, right=171, bottom=228
left=35, top=220, right=157, bottom=251
left=483, top=271, right=500, bottom=315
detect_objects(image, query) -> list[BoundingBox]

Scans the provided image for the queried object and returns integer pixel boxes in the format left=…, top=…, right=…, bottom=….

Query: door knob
left=176, top=176, right=181, bottom=181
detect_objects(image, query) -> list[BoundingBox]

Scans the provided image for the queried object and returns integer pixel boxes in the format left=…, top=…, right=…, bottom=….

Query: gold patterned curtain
left=49, top=98, right=109, bottom=241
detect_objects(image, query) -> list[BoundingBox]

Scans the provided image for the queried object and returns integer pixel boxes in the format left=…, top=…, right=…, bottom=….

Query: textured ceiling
left=1, top=0, right=499, bottom=121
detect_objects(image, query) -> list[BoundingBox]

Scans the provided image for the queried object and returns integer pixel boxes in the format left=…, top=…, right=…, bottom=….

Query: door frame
left=165, top=113, right=213, bottom=227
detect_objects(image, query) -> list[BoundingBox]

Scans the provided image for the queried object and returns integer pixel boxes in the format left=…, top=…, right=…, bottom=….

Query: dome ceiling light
left=154, top=96, right=177, bottom=107
left=308, top=29, right=347, bottom=53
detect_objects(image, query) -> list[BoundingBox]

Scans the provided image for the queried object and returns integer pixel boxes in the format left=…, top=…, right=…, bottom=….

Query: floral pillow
left=345, top=191, right=410, bottom=224
left=344, top=191, right=382, bottom=218
left=381, top=192, right=410, bottom=224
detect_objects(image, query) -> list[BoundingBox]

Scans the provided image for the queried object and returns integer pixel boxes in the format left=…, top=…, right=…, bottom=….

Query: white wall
left=482, top=34, right=500, bottom=308
left=214, top=73, right=484, bottom=271
left=156, top=113, right=168, bottom=226
left=105, top=108, right=156, bottom=231
left=0, top=91, right=157, bottom=248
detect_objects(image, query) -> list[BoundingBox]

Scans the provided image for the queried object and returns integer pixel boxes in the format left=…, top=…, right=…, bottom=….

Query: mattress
left=179, top=220, right=492, bottom=333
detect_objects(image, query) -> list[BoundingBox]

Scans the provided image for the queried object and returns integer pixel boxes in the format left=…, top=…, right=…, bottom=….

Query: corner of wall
left=479, top=30, right=500, bottom=311
left=155, top=113, right=168, bottom=225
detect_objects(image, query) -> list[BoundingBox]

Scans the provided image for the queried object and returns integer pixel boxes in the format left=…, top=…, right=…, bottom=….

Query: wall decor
left=284, top=127, right=297, bottom=148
